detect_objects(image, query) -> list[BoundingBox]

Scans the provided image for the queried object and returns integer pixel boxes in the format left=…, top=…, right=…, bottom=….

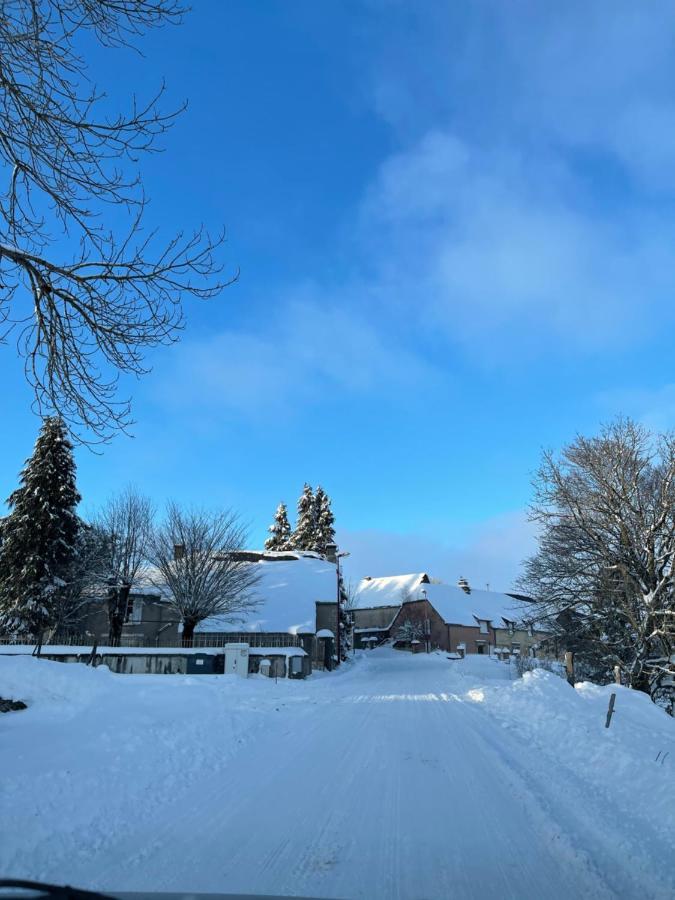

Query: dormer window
left=479, top=619, right=489, bottom=634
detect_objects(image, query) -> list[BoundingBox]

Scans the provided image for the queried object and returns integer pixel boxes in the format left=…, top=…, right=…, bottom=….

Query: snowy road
left=2, top=649, right=674, bottom=899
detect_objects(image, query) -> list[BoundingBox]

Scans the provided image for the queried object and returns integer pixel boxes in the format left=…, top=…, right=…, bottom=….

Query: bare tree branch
left=519, top=418, right=675, bottom=703
left=148, top=504, right=262, bottom=645
left=95, top=485, right=154, bottom=643
left=0, top=1, right=233, bottom=441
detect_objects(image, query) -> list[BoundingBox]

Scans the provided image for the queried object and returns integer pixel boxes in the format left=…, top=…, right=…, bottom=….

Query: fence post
left=564, top=651, right=575, bottom=685
left=605, top=693, right=616, bottom=728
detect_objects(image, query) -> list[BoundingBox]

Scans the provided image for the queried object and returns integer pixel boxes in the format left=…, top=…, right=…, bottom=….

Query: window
left=129, top=597, right=143, bottom=624
left=479, top=619, right=489, bottom=634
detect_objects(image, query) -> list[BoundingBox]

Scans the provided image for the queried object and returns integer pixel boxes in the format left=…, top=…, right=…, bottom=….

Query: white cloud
left=157, top=292, right=441, bottom=420
left=369, top=1, right=675, bottom=187
left=154, top=2, right=675, bottom=417
left=359, top=130, right=675, bottom=353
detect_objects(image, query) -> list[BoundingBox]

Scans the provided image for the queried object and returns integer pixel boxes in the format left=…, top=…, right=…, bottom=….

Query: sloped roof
left=420, top=583, right=528, bottom=628
left=85, top=567, right=170, bottom=601
left=196, top=555, right=337, bottom=635
left=353, top=574, right=429, bottom=609
left=353, top=573, right=530, bottom=627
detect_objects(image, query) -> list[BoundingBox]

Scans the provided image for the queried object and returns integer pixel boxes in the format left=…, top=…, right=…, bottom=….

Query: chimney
left=173, top=543, right=185, bottom=562
left=457, top=576, right=471, bottom=595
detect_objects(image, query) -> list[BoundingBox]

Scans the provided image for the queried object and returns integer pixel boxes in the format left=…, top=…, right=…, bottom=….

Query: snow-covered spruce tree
left=313, top=486, right=336, bottom=555
left=292, top=483, right=316, bottom=550
left=0, top=417, right=81, bottom=639
left=338, top=573, right=351, bottom=661
left=264, top=502, right=293, bottom=551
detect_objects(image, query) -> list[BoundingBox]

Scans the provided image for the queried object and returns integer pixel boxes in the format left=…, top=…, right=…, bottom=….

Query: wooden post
left=605, top=692, right=616, bottom=728
left=564, top=651, right=575, bottom=685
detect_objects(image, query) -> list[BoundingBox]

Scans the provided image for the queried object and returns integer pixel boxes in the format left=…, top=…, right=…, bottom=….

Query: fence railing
left=0, top=632, right=304, bottom=649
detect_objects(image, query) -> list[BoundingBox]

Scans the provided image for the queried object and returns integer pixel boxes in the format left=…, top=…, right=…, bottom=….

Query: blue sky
left=4, top=0, right=675, bottom=589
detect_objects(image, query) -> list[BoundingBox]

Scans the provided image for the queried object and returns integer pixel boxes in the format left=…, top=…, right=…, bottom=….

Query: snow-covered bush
left=395, top=619, right=425, bottom=644
left=514, top=655, right=565, bottom=679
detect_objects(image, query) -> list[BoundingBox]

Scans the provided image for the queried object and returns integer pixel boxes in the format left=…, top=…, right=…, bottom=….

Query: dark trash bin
left=186, top=652, right=222, bottom=674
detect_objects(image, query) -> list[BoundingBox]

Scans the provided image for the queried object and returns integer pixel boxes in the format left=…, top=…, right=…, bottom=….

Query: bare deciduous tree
left=519, top=419, right=675, bottom=701
left=149, top=504, right=261, bottom=645
left=96, top=487, right=154, bottom=644
left=0, top=1, right=231, bottom=441
left=49, top=523, right=109, bottom=638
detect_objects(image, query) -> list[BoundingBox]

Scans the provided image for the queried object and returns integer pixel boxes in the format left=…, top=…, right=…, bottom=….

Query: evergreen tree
left=338, top=571, right=351, bottom=661
left=313, top=486, right=336, bottom=555
left=0, top=417, right=81, bottom=638
left=264, top=502, right=293, bottom=551
left=292, top=483, right=316, bottom=550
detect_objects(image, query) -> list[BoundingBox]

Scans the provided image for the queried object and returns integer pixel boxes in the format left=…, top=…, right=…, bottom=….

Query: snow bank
left=1, top=649, right=673, bottom=898
left=461, top=664, right=675, bottom=871
left=0, top=654, right=115, bottom=709
left=0, top=653, right=307, bottom=886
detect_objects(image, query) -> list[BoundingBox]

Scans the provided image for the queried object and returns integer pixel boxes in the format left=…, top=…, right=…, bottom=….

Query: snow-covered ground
left=1, top=648, right=674, bottom=899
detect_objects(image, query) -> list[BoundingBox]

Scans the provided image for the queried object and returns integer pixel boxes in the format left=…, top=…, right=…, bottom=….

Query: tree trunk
left=564, top=651, right=575, bottom=685
left=629, top=668, right=651, bottom=695
left=182, top=618, right=197, bottom=647
left=107, top=583, right=130, bottom=646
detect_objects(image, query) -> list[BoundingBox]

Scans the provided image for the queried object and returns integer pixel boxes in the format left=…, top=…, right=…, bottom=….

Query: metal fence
left=0, top=632, right=303, bottom=649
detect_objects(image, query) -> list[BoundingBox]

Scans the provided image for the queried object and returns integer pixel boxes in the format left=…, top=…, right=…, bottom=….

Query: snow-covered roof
left=418, top=583, right=529, bottom=628
left=353, top=573, right=531, bottom=627
left=84, top=567, right=171, bottom=601
left=196, top=556, right=337, bottom=635
left=353, top=574, right=429, bottom=609
left=93, top=552, right=329, bottom=603
left=131, top=570, right=172, bottom=598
